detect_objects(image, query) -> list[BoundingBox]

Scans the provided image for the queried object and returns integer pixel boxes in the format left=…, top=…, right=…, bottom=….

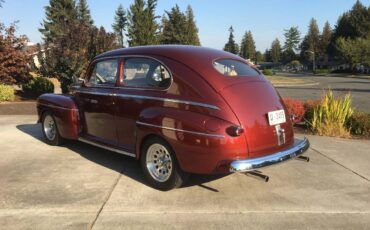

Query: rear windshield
left=213, top=59, right=260, bottom=77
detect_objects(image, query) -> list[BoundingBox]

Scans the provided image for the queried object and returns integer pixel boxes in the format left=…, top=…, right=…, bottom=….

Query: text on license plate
left=268, top=110, right=286, bottom=126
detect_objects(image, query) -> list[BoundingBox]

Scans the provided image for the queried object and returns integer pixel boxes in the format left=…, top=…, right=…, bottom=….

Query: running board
left=78, top=137, right=136, bottom=158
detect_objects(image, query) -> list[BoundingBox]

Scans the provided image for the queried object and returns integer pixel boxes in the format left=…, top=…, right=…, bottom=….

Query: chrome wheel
left=43, top=114, right=56, bottom=141
left=146, top=143, right=173, bottom=182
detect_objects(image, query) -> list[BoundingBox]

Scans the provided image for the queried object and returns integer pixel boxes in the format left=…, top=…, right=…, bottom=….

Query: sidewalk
left=0, top=116, right=369, bottom=229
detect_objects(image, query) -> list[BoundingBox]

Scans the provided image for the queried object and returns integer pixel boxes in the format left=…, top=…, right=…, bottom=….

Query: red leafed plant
left=283, top=98, right=305, bottom=124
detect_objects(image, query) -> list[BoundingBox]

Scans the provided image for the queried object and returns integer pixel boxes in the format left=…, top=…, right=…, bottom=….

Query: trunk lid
left=220, top=80, right=294, bottom=158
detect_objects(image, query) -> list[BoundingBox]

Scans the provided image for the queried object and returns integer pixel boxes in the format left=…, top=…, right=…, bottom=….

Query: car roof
left=95, top=45, right=252, bottom=91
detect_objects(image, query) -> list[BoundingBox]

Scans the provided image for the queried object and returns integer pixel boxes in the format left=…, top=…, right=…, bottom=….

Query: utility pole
left=305, top=50, right=315, bottom=73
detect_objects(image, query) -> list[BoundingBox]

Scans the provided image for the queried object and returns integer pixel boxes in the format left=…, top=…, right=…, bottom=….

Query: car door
left=115, top=57, right=172, bottom=152
left=76, top=58, right=120, bottom=146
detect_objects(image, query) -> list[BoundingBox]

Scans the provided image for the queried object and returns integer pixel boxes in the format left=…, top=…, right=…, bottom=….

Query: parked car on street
left=37, top=45, right=309, bottom=190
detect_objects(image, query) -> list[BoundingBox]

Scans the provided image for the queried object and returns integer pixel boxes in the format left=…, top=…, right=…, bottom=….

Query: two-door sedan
left=37, top=45, right=309, bottom=190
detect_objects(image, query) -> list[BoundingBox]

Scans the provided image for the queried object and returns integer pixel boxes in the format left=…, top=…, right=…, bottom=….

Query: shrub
left=0, top=84, right=15, bottom=102
left=314, top=69, right=331, bottom=75
left=303, top=99, right=321, bottom=122
left=347, top=111, right=370, bottom=137
left=310, top=90, right=353, bottom=137
left=262, top=69, right=274, bottom=76
left=283, top=98, right=305, bottom=124
left=23, top=77, right=54, bottom=97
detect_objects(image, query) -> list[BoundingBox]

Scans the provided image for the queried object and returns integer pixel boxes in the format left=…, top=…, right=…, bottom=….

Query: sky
left=1, top=0, right=369, bottom=51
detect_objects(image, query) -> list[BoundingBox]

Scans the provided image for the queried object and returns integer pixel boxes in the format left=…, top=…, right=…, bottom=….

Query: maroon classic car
left=37, top=45, right=309, bottom=190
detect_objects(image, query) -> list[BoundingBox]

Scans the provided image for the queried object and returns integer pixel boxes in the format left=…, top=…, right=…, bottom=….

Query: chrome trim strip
left=37, top=103, right=79, bottom=111
left=230, top=138, right=310, bottom=172
left=117, top=94, right=220, bottom=110
left=136, top=121, right=225, bottom=138
left=75, top=90, right=220, bottom=110
left=78, top=137, right=136, bottom=158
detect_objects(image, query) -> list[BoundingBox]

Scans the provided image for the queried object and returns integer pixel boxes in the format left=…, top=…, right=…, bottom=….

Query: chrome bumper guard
left=230, top=138, right=310, bottom=172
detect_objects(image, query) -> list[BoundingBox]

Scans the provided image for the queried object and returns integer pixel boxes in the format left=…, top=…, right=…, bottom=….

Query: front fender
left=37, top=94, right=80, bottom=140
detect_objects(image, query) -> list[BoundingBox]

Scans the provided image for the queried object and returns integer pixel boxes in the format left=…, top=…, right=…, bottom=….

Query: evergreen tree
left=307, top=18, right=320, bottom=53
left=283, top=26, right=301, bottom=63
left=223, top=26, right=239, bottom=54
left=264, top=49, right=272, bottom=62
left=39, top=0, right=78, bottom=43
left=38, top=0, right=116, bottom=93
left=127, top=0, right=159, bottom=46
left=320, top=21, right=332, bottom=60
left=161, top=5, right=187, bottom=44
left=255, top=51, right=264, bottom=64
left=334, top=0, right=370, bottom=40
left=160, top=5, right=200, bottom=45
left=185, top=5, right=200, bottom=45
left=77, top=0, right=93, bottom=26
left=300, top=18, right=320, bottom=63
left=0, top=0, right=4, bottom=8
left=284, top=26, right=301, bottom=52
left=240, top=30, right=256, bottom=60
left=144, top=0, right=159, bottom=45
left=270, top=38, right=281, bottom=63
left=112, top=4, right=127, bottom=47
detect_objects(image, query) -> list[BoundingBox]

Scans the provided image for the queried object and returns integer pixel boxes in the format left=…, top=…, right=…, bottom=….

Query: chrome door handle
left=90, top=99, right=98, bottom=104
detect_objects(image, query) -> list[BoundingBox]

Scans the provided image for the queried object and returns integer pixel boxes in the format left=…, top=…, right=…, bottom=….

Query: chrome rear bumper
left=230, top=138, right=310, bottom=172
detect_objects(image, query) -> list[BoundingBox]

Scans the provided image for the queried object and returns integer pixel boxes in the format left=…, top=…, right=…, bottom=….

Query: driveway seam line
left=311, top=147, right=370, bottom=183
left=88, top=169, right=123, bottom=230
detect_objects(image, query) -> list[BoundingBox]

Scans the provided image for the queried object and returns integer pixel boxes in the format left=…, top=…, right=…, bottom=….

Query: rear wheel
left=42, top=112, right=64, bottom=146
left=140, top=137, right=188, bottom=191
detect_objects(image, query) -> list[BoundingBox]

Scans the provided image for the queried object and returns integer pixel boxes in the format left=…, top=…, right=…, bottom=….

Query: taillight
left=226, top=126, right=244, bottom=137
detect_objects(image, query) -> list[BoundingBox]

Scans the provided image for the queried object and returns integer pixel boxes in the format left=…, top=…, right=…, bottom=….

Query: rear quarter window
left=213, top=59, right=260, bottom=77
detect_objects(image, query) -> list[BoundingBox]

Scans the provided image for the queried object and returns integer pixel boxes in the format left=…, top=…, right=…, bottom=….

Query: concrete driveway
left=1, top=115, right=370, bottom=229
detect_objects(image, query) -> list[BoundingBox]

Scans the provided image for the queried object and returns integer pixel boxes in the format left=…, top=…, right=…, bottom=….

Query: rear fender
left=37, top=94, right=80, bottom=140
left=135, top=107, right=248, bottom=174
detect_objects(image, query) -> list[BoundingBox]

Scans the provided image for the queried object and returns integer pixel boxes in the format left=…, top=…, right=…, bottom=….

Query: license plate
left=268, top=110, right=286, bottom=126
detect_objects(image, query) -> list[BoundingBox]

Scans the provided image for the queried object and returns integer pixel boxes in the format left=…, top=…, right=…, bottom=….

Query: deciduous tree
left=336, top=36, right=370, bottom=69
left=0, top=23, right=31, bottom=85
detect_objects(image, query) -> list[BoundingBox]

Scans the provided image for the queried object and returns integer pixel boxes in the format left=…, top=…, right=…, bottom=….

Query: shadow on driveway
left=16, top=123, right=228, bottom=192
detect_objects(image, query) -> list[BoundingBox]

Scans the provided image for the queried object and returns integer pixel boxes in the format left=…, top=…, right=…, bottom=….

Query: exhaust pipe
left=296, top=155, right=310, bottom=162
left=245, top=171, right=269, bottom=182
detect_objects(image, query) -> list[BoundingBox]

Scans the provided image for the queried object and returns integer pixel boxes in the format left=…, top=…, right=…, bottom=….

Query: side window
left=123, top=58, right=171, bottom=89
left=88, top=60, right=118, bottom=85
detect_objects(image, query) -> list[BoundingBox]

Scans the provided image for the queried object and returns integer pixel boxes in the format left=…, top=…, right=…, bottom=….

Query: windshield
left=213, top=59, right=260, bottom=77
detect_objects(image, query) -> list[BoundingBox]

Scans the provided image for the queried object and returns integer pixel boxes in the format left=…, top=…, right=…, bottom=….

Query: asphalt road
left=275, top=74, right=370, bottom=112
left=1, top=115, right=370, bottom=229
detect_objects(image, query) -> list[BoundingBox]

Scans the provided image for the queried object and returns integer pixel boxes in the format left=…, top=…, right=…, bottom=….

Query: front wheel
left=140, top=137, right=188, bottom=191
left=42, top=112, right=64, bottom=146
